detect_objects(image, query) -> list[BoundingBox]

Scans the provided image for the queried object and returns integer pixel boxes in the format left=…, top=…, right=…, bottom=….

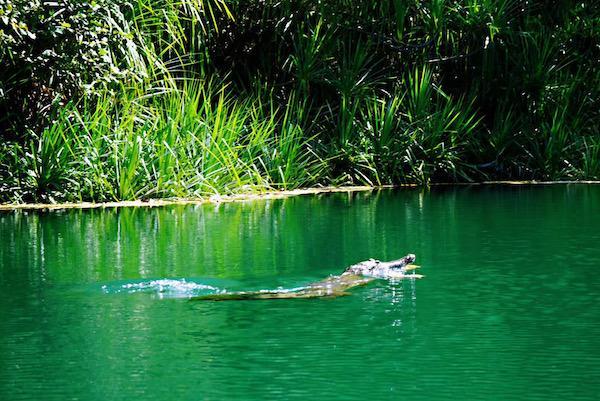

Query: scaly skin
left=191, top=254, right=422, bottom=301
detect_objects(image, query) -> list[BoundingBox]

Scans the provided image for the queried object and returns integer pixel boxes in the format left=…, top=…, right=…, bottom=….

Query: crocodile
left=191, top=254, right=422, bottom=301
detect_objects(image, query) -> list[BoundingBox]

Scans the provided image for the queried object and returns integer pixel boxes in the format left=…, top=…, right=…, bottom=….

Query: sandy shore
left=0, top=186, right=385, bottom=211
left=1, top=181, right=599, bottom=211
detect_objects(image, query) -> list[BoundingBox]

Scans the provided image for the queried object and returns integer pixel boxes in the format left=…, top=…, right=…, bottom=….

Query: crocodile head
left=344, top=254, right=416, bottom=278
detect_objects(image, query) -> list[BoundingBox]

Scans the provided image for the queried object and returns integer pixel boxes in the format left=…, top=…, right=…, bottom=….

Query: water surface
left=1, top=185, right=599, bottom=400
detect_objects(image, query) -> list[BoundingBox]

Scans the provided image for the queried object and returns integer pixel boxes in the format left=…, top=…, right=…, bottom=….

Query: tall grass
left=355, top=67, right=481, bottom=185
left=0, top=80, right=327, bottom=202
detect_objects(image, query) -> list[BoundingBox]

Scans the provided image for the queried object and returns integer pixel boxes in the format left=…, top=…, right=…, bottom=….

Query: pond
left=1, top=185, right=599, bottom=400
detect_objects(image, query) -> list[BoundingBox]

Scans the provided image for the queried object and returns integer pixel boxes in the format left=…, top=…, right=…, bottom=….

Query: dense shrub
left=0, top=0, right=135, bottom=135
left=1, top=0, right=599, bottom=202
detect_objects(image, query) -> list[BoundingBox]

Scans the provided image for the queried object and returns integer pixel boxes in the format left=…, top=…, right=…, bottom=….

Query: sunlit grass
left=1, top=80, right=328, bottom=202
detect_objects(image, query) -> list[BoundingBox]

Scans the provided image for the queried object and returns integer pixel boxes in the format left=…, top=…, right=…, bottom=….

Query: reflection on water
left=1, top=185, right=600, bottom=401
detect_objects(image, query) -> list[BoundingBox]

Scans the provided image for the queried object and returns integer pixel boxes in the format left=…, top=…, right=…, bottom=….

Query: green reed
left=0, top=80, right=327, bottom=202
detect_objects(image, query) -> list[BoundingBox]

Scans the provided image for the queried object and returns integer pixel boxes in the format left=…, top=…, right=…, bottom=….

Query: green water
left=1, top=186, right=599, bottom=400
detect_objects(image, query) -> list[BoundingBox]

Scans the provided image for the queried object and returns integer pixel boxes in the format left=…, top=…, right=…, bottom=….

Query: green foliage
left=0, top=1, right=126, bottom=87
left=1, top=0, right=599, bottom=202
left=0, top=0, right=127, bottom=134
left=0, top=0, right=231, bottom=134
left=0, top=80, right=326, bottom=202
left=357, top=67, right=480, bottom=185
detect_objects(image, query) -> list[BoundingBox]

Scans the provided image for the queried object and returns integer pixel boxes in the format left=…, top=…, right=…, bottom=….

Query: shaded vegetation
left=1, top=0, right=599, bottom=202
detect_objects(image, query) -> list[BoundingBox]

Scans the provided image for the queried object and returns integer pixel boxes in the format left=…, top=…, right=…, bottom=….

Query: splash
left=102, top=279, right=223, bottom=298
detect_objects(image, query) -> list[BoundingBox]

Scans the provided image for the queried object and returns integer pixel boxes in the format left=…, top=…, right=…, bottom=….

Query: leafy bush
left=1, top=0, right=599, bottom=202
left=0, top=0, right=133, bottom=133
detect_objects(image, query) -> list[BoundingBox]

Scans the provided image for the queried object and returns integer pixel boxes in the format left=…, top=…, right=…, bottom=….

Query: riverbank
left=0, top=186, right=382, bottom=211
left=3, top=2, right=599, bottom=207
left=3, top=181, right=600, bottom=211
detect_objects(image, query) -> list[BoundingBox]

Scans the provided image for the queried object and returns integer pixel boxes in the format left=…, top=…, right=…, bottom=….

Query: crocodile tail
left=191, top=289, right=350, bottom=301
